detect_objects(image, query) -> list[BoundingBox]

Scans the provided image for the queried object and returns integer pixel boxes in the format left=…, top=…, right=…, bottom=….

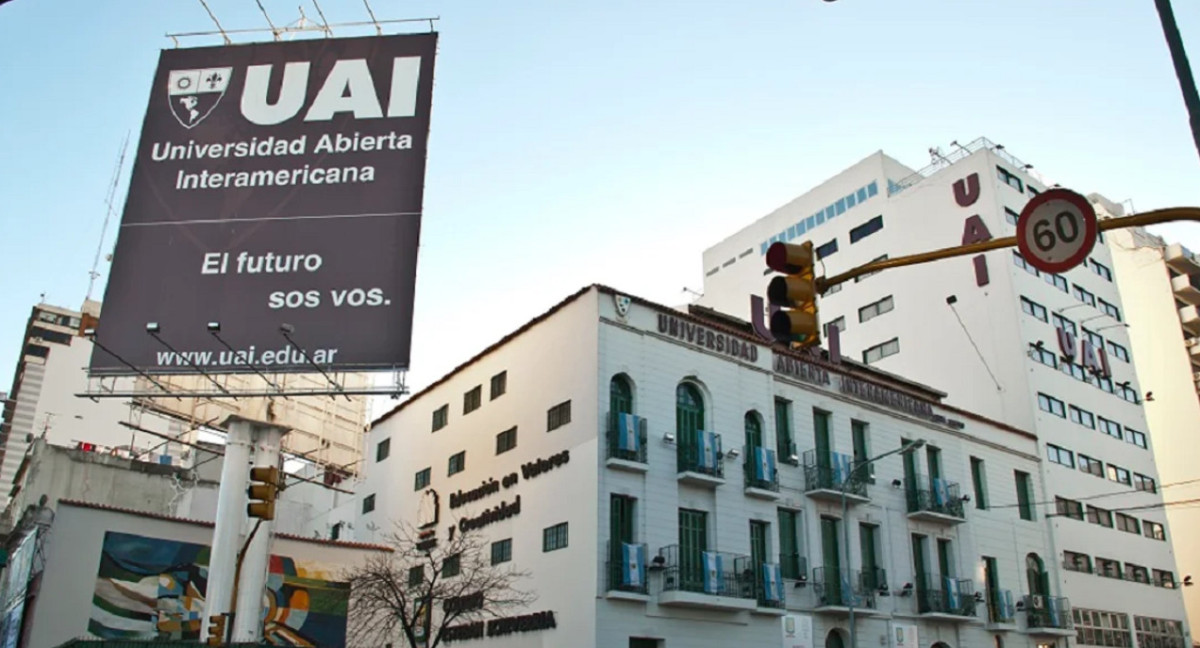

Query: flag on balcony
left=621, top=543, right=645, bottom=588
left=840, top=571, right=857, bottom=606
left=1047, top=596, right=1061, bottom=627
left=1002, top=589, right=1015, bottom=619
left=933, top=478, right=950, bottom=506
left=832, top=452, right=853, bottom=484
left=617, top=413, right=641, bottom=452
left=754, top=446, right=776, bottom=482
left=703, top=551, right=723, bottom=594
left=944, top=576, right=959, bottom=610
left=762, top=563, right=784, bottom=602
left=698, top=431, right=720, bottom=471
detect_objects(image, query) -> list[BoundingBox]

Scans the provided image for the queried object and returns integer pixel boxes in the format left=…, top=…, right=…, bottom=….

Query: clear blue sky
left=2, top=0, right=1198, bottom=403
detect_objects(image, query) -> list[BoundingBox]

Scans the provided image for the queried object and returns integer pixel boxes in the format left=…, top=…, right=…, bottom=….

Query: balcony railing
left=802, top=450, right=867, bottom=498
left=780, top=553, right=808, bottom=583
left=916, top=574, right=976, bottom=617
left=677, top=431, right=724, bottom=478
left=905, top=475, right=966, bottom=520
left=657, top=545, right=754, bottom=599
left=744, top=446, right=780, bottom=492
left=987, top=589, right=1017, bottom=624
left=860, top=566, right=887, bottom=593
left=1023, top=595, right=1072, bottom=630
left=605, top=541, right=649, bottom=595
left=606, top=412, right=648, bottom=464
left=751, top=561, right=787, bottom=609
left=811, top=567, right=877, bottom=609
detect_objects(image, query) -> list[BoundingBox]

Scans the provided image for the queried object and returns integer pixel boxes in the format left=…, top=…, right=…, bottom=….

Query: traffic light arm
left=817, top=207, right=1200, bottom=293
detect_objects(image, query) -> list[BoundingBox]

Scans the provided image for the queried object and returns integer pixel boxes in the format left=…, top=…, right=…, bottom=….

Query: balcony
left=985, top=589, right=1018, bottom=630
left=1166, top=243, right=1200, bottom=275
left=915, top=575, right=976, bottom=621
left=657, top=545, right=757, bottom=611
left=744, top=446, right=781, bottom=500
left=1180, top=305, right=1200, bottom=336
left=1188, top=339, right=1200, bottom=368
left=605, top=541, right=649, bottom=602
left=751, top=562, right=788, bottom=615
left=676, top=431, right=725, bottom=487
left=1021, top=595, right=1073, bottom=637
left=905, top=476, right=966, bottom=524
left=803, top=450, right=868, bottom=504
left=811, top=567, right=878, bottom=613
left=1172, top=273, right=1200, bottom=305
left=606, top=412, right=648, bottom=473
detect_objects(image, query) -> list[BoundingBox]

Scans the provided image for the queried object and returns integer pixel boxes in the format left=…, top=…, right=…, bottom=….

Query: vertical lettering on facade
left=961, top=214, right=992, bottom=287
left=953, top=173, right=981, bottom=207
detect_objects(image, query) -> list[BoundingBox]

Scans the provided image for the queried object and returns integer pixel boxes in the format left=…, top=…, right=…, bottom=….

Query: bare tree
left=347, top=525, right=534, bottom=648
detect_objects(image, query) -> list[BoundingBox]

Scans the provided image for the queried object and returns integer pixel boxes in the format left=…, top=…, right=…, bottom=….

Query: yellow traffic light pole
left=816, top=207, right=1200, bottom=293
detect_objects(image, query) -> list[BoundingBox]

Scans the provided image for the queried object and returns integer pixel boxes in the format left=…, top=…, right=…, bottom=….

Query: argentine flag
left=933, top=478, right=950, bottom=506
left=617, top=413, right=641, bottom=452
left=763, top=563, right=785, bottom=602
left=703, top=551, right=723, bottom=594
left=698, top=431, right=720, bottom=470
left=945, top=576, right=959, bottom=610
left=833, top=452, right=852, bottom=484
left=754, top=446, right=776, bottom=482
left=622, top=543, right=645, bottom=588
left=1003, top=589, right=1015, bottom=618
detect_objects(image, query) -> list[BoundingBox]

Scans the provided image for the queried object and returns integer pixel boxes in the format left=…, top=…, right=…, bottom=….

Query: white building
left=698, top=137, right=1190, bottom=648
left=361, top=284, right=1073, bottom=648
left=1107, top=227, right=1200, bottom=635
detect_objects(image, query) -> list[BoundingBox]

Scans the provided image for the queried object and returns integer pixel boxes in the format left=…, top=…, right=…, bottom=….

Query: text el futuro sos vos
left=200, top=251, right=391, bottom=310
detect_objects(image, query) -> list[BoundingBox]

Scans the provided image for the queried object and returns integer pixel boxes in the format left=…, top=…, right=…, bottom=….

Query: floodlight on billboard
left=89, top=33, right=437, bottom=377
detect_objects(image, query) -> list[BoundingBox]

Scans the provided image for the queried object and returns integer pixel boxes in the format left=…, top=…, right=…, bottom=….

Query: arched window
left=745, top=411, right=763, bottom=450
left=676, top=383, right=704, bottom=436
left=610, top=375, right=633, bottom=416
left=1026, top=553, right=1048, bottom=597
left=825, top=629, right=846, bottom=648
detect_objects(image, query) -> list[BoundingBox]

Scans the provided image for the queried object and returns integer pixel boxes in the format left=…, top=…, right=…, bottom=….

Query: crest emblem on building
left=614, top=294, right=632, bottom=318
left=166, top=67, right=232, bottom=129
left=418, top=488, right=439, bottom=530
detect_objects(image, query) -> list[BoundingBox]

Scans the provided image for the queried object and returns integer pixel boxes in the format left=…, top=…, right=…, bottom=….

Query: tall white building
left=361, top=285, right=1078, bottom=648
left=1107, top=227, right=1200, bottom=635
left=698, top=137, right=1190, bottom=648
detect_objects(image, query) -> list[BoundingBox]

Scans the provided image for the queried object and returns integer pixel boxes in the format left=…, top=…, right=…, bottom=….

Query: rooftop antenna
left=87, top=134, right=129, bottom=303
left=197, top=0, right=232, bottom=44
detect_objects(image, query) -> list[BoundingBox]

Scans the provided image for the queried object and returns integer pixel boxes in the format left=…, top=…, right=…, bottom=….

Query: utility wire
left=985, top=476, right=1200, bottom=512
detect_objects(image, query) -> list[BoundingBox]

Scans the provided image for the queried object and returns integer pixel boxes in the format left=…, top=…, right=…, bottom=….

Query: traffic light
left=206, top=613, right=227, bottom=646
left=247, top=465, right=280, bottom=520
left=766, top=241, right=821, bottom=348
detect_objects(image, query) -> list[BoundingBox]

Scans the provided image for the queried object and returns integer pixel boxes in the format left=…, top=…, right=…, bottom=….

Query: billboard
left=90, top=33, right=437, bottom=375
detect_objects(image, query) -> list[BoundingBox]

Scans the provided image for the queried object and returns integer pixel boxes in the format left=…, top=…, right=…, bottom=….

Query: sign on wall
left=90, top=33, right=437, bottom=375
left=780, top=614, right=813, bottom=648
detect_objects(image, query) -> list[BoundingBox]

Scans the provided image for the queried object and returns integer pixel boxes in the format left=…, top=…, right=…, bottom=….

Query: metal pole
left=233, top=423, right=287, bottom=642
left=1153, top=0, right=1200, bottom=162
left=201, top=420, right=253, bottom=641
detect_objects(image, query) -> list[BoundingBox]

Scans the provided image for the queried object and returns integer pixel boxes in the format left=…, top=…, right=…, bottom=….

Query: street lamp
left=843, top=438, right=927, bottom=648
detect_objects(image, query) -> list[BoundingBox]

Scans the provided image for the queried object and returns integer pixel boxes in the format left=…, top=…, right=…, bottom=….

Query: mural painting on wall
left=87, top=531, right=349, bottom=647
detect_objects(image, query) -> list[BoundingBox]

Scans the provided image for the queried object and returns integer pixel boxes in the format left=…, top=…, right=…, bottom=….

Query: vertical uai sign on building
left=90, top=33, right=437, bottom=375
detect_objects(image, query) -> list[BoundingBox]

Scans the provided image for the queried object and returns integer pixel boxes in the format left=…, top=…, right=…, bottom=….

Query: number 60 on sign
left=1016, top=188, right=1098, bottom=274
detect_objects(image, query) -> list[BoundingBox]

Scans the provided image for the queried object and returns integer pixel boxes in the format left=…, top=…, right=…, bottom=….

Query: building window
left=432, top=404, right=449, bottom=432
left=1053, top=313, right=1077, bottom=336
left=1013, top=251, right=1040, bottom=276
left=1037, top=393, right=1066, bottom=418
left=1116, top=513, right=1141, bottom=535
left=1087, top=505, right=1114, bottom=528
left=376, top=438, right=391, bottom=462
left=463, top=385, right=482, bottom=414
left=1153, top=570, right=1176, bottom=589
left=496, top=427, right=518, bottom=455
left=362, top=494, right=376, bottom=514
left=1074, top=608, right=1132, bottom=647
left=1090, top=259, right=1114, bottom=281
left=547, top=400, right=572, bottom=431
left=1095, top=557, right=1122, bottom=578
left=1106, top=464, right=1131, bottom=486
left=1117, top=383, right=1140, bottom=404
left=1134, top=616, right=1186, bottom=648
left=1073, top=284, right=1097, bottom=307
left=1063, top=551, right=1092, bottom=573
left=1097, top=298, right=1121, bottom=321
left=823, top=316, right=846, bottom=338
left=1044, top=272, right=1068, bottom=292
left=862, top=338, right=899, bottom=364
left=1144, top=521, right=1166, bottom=541
left=491, top=539, right=513, bottom=565
left=1020, top=296, right=1048, bottom=322
left=1125, top=563, right=1150, bottom=584
left=1068, top=405, right=1095, bottom=429
left=543, top=522, right=569, bottom=552
left=970, top=457, right=988, bottom=509
left=1030, top=344, right=1058, bottom=368
left=858, top=296, right=895, bottom=323
left=1015, top=471, right=1035, bottom=521
left=1055, top=496, right=1084, bottom=520
left=414, top=467, right=431, bottom=490
left=778, top=508, right=802, bottom=579
left=1078, top=454, right=1104, bottom=478
left=1107, top=341, right=1130, bottom=362
left=1005, top=208, right=1020, bottom=225
left=1133, top=473, right=1157, bottom=493
left=1083, top=328, right=1105, bottom=353
left=1046, top=444, right=1075, bottom=468
left=774, top=398, right=794, bottom=461
left=849, top=215, right=884, bottom=243
left=1060, top=361, right=1086, bottom=381
left=815, top=238, right=839, bottom=260
left=825, top=281, right=842, bottom=295
left=408, top=566, right=424, bottom=588
left=851, top=420, right=873, bottom=482
left=442, top=553, right=461, bottom=578
left=1097, top=417, right=1122, bottom=439
left=490, top=371, right=507, bottom=399
left=855, top=255, right=888, bottom=282
left=1028, top=185, right=1042, bottom=196
left=997, top=165, right=1024, bottom=192
left=448, top=451, right=466, bottom=476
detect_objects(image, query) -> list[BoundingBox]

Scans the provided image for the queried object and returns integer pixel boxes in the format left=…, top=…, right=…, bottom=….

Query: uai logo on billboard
left=167, top=67, right=232, bottom=128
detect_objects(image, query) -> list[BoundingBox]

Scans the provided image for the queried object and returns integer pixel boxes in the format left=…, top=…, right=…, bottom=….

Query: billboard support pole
left=233, top=423, right=287, bottom=642
left=202, top=419, right=253, bottom=640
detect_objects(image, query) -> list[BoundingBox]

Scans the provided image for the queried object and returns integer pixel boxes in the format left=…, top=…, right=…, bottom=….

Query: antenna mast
left=87, top=134, right=130, bottom=302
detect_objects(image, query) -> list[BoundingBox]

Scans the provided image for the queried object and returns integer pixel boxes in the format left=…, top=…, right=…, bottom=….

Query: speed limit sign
left=1016, top=188, right=1098, bottom=274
